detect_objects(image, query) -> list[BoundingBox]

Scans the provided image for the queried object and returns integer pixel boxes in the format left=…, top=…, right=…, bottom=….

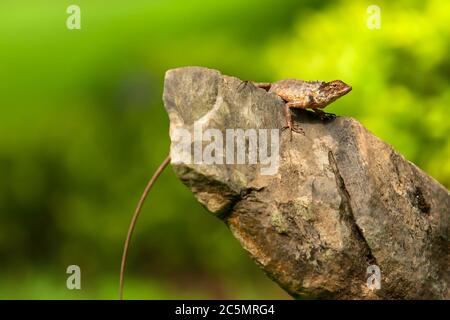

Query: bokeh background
left=0, top=0, right=448, bottom=299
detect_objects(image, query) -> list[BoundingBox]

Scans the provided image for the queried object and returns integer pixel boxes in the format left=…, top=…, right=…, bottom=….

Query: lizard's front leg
left=282, top=99, right=311, bottom=137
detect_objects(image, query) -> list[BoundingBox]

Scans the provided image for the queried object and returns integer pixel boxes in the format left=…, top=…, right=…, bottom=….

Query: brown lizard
left=248, top=79, right=352, bottom=134
left=119, top=78, right=352, bottom=299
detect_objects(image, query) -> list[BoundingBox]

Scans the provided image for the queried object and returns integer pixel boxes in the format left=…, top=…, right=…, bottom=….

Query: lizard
left=241, top=79, right=352, bottom=134
left=119, top=77, right=352, bottom=299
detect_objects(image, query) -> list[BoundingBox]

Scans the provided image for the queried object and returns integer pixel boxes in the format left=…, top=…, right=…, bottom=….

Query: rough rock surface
left=163, top=66, right=449, bottom=299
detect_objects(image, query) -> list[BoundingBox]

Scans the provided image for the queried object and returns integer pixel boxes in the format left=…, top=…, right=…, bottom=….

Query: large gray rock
left=163, top=66, right=449, bottom=299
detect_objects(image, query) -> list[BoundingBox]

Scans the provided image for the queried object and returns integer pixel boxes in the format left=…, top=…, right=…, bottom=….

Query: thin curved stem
left=119, top=155, right=171, bottom=300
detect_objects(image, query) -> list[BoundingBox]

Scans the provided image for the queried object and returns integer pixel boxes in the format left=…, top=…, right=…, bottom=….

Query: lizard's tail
left=119, top=155, right=171, bottom=300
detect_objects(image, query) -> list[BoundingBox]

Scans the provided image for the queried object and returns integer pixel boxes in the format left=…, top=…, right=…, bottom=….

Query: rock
left=162, top=66, right=449, bottom=299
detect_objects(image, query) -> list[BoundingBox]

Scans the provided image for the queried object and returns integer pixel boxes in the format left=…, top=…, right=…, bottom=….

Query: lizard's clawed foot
left=314, top=110, right=336, bottom=121
left=282, top=125, right=305, bottom=140
left=291, top=125, right=305, bottom=135
left=323, top=112, right=336, bottom=120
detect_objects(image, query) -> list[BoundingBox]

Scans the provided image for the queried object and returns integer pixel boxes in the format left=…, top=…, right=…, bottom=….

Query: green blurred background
left=0, top=0, right=448, bottom=299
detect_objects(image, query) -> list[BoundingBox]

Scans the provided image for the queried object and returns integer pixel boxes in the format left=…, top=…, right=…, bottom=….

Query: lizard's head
left=321, top=80, right=352, bottom=99
left=313, top=80, right=352, bottom=108
left=321, top=80, right=352, bottom=100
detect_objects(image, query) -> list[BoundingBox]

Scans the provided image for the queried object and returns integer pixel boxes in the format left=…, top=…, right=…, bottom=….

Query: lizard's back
left=269, top=79, right=324, bottom=101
